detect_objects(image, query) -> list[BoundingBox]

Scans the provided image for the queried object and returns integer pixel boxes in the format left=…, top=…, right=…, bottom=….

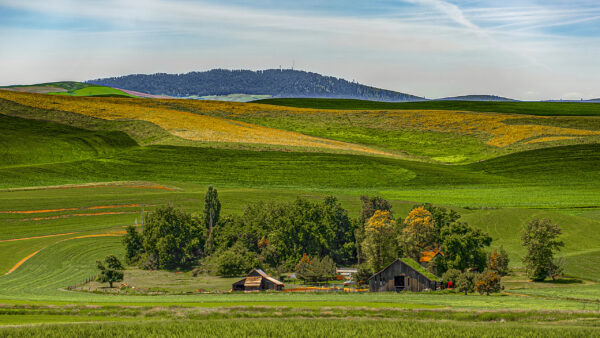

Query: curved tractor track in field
left=4, top=232, right=126, bottom=275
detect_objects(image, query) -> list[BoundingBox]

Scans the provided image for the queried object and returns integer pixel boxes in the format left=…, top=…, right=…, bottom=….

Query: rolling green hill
left=0, top=114, right=137, bottom=167
left=0, top=92, right=599, bottom=313
left=254, top=98, right=600, bottom=116
left=0, top=81, right=134, bottom=97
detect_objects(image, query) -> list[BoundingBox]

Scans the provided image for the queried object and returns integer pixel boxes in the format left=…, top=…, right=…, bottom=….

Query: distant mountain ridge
left=436, top=95, right=516, bottom=102
left=88, top=69, right=425, bottom=102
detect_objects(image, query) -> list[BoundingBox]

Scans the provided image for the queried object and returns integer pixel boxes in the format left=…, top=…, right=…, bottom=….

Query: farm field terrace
left=0, top=92, right=599, bottom=335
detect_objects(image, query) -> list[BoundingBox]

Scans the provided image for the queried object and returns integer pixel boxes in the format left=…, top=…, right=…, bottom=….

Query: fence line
left=66, top=274, right=97, bottom=290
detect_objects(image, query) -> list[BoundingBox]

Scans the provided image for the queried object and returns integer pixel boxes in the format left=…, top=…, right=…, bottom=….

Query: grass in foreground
left=1, top=316, right=598, bottom=337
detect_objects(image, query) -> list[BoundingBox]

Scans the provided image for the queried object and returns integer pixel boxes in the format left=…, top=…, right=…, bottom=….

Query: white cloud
left=0, top=0, right=598, bottom=99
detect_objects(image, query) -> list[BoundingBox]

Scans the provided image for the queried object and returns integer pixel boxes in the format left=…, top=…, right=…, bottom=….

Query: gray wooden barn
left=368, top=258, right=441, bottom=292
left=232, top=269, right=284, bottom=292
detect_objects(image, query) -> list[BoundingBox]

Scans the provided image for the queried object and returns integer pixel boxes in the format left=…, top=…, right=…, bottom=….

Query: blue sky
left=0, top=0, right=599, bottom=100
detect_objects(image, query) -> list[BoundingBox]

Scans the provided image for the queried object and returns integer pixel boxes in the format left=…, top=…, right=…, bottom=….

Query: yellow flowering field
left=171, top=99, right=600, bottom=147
left=380, top=110, right=600, bottom=147
left=2, top=90, right=598, bottom=156
left=0, top=91, right=395, bottom=157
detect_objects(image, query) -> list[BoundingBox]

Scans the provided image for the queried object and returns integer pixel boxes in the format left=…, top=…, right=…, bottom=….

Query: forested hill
left=88, top=69, right=424, bottom=101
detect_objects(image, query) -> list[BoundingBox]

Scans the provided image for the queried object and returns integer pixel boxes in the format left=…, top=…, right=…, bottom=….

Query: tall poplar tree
left=204, top=186, right=221, bottom=254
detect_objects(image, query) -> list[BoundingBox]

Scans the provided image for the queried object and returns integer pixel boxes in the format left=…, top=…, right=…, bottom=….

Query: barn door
left=394, top=275, right=405, bottom=291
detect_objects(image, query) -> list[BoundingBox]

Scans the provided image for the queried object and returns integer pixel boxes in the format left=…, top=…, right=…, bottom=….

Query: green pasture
left=0, top=93, right=599, bottom=333
left=0, top=234, right=594, bottom=311
left=0, top=114, right=136, bottom=167
left=255, top=98, right=600, bottom=116
left=512, top=284, right=600, bottom=302
left=206, top=108, right=504, bottom=163
left=0, top=81, right=134, bottom=97
left=51, top=86, right=134, bottom=97
left=2, top=317, right=599, bottom=337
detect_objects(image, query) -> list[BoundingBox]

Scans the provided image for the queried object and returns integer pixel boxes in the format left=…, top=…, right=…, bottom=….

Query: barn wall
left=369, top=260, right=438, bottom=292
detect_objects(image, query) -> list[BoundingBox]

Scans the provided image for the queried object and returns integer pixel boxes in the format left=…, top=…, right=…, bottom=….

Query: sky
left=0, top=0, right=599, bottom=100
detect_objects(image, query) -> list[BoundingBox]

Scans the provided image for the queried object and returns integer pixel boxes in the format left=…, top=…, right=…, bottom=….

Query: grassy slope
left=0, top=114, right=137, bottom=167
left=0, top=95, right=599, bottom=309
left=204, top=108, right=502, bottom=163
left=56, top=86, right=134, bottom=97
left=1, top=143, right=599, bottom=208
left=0, top=114, right=598, bottom=278
left=461, top=208, right=600, bottom=279
left=0, top=97, right=175, bottom=145
left=1, top=82, right=134, bottom=97
left=255, top=98, right=600, bottom=116
left=467, top=144, right=600, bottom=182
left=1, top=235, right=598, bottom=311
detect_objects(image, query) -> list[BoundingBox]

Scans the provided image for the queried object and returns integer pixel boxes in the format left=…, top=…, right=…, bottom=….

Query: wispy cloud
left=0, top=0, right=598, bottom=99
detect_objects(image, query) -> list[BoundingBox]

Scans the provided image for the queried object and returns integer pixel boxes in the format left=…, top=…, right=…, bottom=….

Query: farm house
left=369, top=258, right=441, bottom=292
left=232, top=269, right=284, bottom=292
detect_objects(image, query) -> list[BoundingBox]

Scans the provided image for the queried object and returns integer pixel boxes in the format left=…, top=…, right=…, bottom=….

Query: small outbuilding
left=368, top=258, right=441, bottom=292
left=232, top=269, right=284, bottom=292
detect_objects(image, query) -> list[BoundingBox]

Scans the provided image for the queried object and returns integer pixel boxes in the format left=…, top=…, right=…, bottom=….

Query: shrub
left=475, top=269, right=502, bottom=296
left=354, top=264, right=373, bottom=286
left=455, top=272, right=477, bottom=295
left=442, top=268, right=461, bottom=285
left=488, top=246, right=510, bottom=276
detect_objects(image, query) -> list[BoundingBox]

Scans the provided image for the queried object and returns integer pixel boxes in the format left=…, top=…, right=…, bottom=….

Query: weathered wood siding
left=369, top=259, right=438, bottom=292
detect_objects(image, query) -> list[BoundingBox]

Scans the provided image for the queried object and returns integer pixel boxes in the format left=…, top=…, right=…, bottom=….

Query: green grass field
left=0, top=93, right=599, bottom=335
left=0, top=82, right=134, bottom=97
left=255, top=98, right=600, bottom=116
left=2, top=317, right=599, bottom=337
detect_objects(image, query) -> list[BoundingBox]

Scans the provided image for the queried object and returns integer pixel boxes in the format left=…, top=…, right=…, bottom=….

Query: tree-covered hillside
left=88, top=69, right=424, bottom=101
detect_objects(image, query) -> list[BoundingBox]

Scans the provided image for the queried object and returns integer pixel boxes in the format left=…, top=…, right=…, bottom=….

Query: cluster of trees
left=116, top=187, right=566, bottom=289
left=441, top=247, right=509, bottom=296
left=123, top=188, right=357, bottom=278
left=89, top=69, right=423, bottom=101
left=357, top=201, right=493, bottom=277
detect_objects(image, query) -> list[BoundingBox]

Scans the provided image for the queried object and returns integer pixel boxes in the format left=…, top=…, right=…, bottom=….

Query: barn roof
left=419, top=249, right=444, bottom=263
left=368, top=258, right=441, bottom=282
left=253, top=269, right=284, bottom=286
